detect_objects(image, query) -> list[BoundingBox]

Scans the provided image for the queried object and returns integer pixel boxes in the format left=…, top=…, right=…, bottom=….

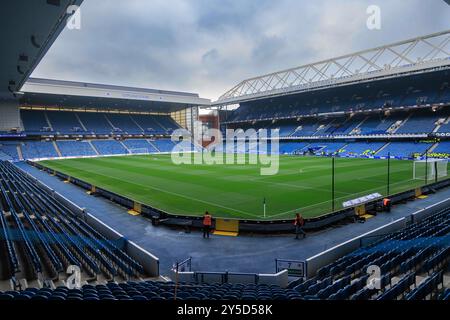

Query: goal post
left=413, top=159, right=448, bottom=181
left=128, top=148, right=150, bottom=155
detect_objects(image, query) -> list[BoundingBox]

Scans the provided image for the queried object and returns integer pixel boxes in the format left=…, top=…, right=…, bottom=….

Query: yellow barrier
left=355, top=204, right=366, bottom=216
left=214, top=219, right=239, bottom=236
left=133, top=202, right=142, bottom=214
left=415, top=188, right=422, bottom=198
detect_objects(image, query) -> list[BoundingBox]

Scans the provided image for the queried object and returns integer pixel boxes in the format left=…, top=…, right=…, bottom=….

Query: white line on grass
left=50, top=164, right=261, bottom=219
left=267, top=178, right=417, bottom=219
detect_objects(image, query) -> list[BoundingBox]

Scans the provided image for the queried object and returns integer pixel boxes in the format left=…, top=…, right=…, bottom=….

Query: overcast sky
left=32, top=0, right=450, bottom=100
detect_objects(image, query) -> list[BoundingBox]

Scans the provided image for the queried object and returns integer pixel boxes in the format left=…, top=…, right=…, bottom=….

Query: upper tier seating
left=21, top=110, right=51, bottom=134
left=20, top=141, right=58, bottom=159
left=437, top=117, right=450, bottom=133
left=357, top=114, right=403, bottom=135
left=0, top=161, right=144, bottom=284
left=396, top=111, right=440, bottom=134
left=46, top=111, right=84, bottom=134
left=77, top=112, right=113, bottom=134
left=20, top=110, right=181, bottom=136
left=57, top=140, right=97, bottom=157
left=154, top=115, right=181, bottom=134
left=91, top=140, right=128, bottom=155
left=131, top=115, right=166, bottom=135
left=106, top=114, right=142, bottom=134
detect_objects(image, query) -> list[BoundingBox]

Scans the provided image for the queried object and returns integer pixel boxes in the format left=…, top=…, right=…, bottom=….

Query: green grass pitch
left=38, top=155, right=440, bottom=220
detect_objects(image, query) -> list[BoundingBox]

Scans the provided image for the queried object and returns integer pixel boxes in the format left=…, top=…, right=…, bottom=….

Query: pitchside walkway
left=17, top=162, right=450, bottom=276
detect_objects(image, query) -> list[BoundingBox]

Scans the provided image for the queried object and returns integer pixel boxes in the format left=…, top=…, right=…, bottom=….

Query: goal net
left=413, top=159, right=448, bottom=181
left=128, top=148, right=150, bottom=155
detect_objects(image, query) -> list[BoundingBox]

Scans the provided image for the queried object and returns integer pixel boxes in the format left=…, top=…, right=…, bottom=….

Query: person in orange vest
left=294, top=213, right=306, bottom=239
left=202, top=211, right=212, bottom=239
left=383, top=198, right=392, bottom=212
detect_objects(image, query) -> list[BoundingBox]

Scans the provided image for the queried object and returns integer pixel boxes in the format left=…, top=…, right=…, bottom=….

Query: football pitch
left=37, top=155, right=442, bottom=220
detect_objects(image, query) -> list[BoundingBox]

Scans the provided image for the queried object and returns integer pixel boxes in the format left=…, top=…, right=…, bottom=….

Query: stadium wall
left=171, top=269, right=289, bottom=288
left=0, top=100, right=20, bottom=131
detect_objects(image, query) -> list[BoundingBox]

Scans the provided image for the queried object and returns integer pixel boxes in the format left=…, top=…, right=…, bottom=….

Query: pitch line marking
left=248, top=178, right=352, bottom=196
left=49, top=164, right=261, bottom=219
left=267, top=178, right=417, bottom=218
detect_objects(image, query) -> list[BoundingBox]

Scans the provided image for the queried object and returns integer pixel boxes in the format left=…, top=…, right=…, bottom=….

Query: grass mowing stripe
left=38, top=155, right=436, bottom=220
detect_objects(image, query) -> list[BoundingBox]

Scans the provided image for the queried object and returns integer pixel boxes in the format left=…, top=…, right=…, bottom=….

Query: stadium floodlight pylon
left=413, top=158, right=448, bottom=181
left=215, top=29, right=450, bottom=106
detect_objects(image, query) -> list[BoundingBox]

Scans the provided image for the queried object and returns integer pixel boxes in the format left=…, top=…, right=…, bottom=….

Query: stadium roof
left=19, top=78, right=211, bottom=112
left=214, top=29, right=450, bottom=107
left=0, top=0, right=84, bottom=100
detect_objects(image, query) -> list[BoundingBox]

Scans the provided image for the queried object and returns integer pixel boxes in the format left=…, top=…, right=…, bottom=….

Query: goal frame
left=413, top=158, right=448, bottom=181
left=128, top=148, right=150, bottom=155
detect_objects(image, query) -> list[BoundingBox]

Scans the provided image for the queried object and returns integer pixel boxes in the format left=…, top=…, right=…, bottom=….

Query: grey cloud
left=32, top=0, right=450, bottom=100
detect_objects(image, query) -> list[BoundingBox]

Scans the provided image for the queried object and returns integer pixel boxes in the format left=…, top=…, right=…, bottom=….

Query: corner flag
left=263, top=197, right=266, bottom=218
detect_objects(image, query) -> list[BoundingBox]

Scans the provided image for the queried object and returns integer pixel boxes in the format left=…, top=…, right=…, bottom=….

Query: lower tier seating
left=304, top=207, right=450, bottom=300
left=0, top=161, right=144, bottom=284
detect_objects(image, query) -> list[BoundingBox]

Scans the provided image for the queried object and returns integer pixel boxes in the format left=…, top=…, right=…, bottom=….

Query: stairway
left=75, top=113, right=88, bottom=131
left=119, top=141, right=131, bottom=154
left=389, top=113, right=413, bottom=134
left=88, top=141, right=99, bottom=155
left=44, top=112, right=53, bottom=130
left=349, top=116, right=369, bottom=135
left=147, top=140, right=160, bottom=152
left=130, top=115, right=145, bottom=133
left=375, top=142, right=390, bottom=155
left=17, top=145, right=24, bottom=161
left=427, top=142, right=440, bottom=153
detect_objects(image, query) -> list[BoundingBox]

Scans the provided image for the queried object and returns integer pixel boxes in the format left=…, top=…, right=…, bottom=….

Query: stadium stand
left=46, top=111, right=84, bottom=134
left=0, top=280, right=300, bottom=301
left=0, top=142, right=20, bottom=161
left=77, top=112, right=113, bottom=135
left=151, top=139, right=175, bottom=153
left=106, top=114, right=142, bottom=134
left=376, top=142, right=432, bottom=158
left=131, top=114, right=166, bottom=135
left=0, top=161, right=144, bottom=285
left=122, top=139, right=159, bottom=153
left=21, top=110, right=52, bottom=134
left=396, top=110, right=440, bottom=134
left=357, top=114, right=403, bottom=135
left=20, top=141, right=58, bottom=159
left=300, top=206, right=450, bottom=300
left=433, top=142, right=450, bottom=155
